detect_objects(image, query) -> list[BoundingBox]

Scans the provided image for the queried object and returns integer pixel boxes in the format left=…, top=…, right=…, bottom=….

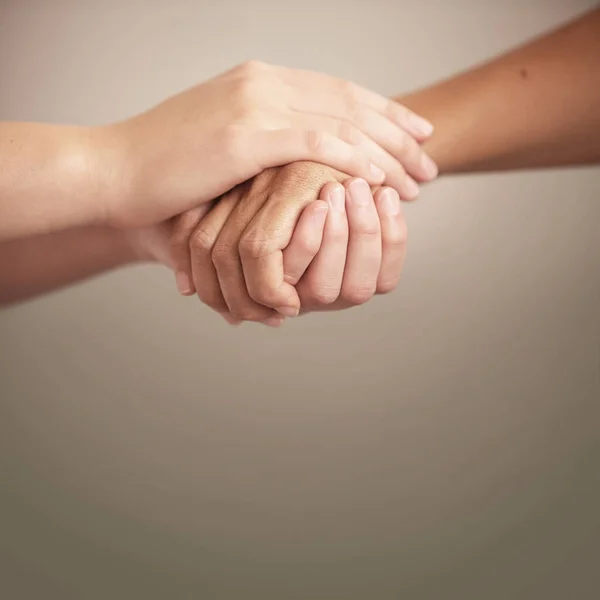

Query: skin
left=0, top=61, right=435, bottom=241
left=170, top=5, right=600, bottom=326
left=0, top=185, right=406, bottom=316
left=2, top=7, right=599, bottom=313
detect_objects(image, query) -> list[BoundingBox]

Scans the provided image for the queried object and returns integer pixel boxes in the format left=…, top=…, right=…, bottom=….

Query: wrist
left=119, top=223, right=173, bottom=268
left=77, top=124, right=133, bottom=228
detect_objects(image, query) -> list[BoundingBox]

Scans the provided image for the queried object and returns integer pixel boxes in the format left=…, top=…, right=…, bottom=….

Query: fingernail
left=381, top=189, right=400, bottom=216
left=329, top=186, right=345, bottom=212
left=263, top=315, right=285, bottom=328
left=175, top=271, right=193, bottom=295
left=276, top=305, right=299, bottom=318
left=404, top=177, right=420, bottom=200
left=420, top=153, right=439, bottom=179
left=408, top=113, right=434, bottom=137
left=349, top=179, right=371, bottom=206
left=369, top=163, right=385, bottom=181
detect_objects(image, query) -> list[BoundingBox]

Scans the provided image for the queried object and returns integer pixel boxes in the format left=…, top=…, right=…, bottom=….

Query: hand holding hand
left=97, top=61, right=436, bottom=229
left=168, top=162, right=408, bottom=324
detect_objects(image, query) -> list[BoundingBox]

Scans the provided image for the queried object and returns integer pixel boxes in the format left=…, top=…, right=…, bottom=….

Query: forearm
left=0, top=122, right=117, bottom=240
left=0, top=226, right=141, bottom=306
left=397, top=7, right=600, bottom=174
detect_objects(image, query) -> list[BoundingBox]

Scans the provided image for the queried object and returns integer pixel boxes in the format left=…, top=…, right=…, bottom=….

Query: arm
left=0, top=226, right=145, bottom=306
left=1, top=61, right=438, bottom=242
left=398, top=6, right=600, bottom=174
left=170, top=8, right=600, bottom=325
left=0, top=123, right=111, bottom=240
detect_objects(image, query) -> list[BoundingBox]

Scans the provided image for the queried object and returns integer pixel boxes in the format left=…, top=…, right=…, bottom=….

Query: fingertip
left=220, top=312, right=242, bottom=326
left=404, top=111, right=435, bottom=140
left=400, top=176, right=420, bottom=202
left=263, top=315, right=285, bottom=328
left=319, top=181, right=343, bottom=202
left=175, top=271, right=195, bottom=295
left=376, top=187, right=401, bottom=217
left=345, top=178, right=374, bottom=209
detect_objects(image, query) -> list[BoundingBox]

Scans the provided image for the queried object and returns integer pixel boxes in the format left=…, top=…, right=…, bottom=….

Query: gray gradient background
left=1, top=1, right=599, bottom=598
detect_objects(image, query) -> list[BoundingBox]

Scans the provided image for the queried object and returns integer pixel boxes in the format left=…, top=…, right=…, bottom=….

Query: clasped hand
left=105, top=61, right=438, bottom=325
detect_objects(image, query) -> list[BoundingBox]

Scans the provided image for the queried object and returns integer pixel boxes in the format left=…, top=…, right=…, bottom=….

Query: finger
left=274, top=66, right=435, bottom=141
left=281, top=200, right=328, bottom=286
left=296, top=182, right=349, bottom=308
left=189, top=190, right=240, bottom=314
left=374, top=187, right=408, bottom=295
left=338, top=178, right=382, bottom=306
left=289, top=99, right=437, bottom=185
left=169, top=204, right=213, bottom=295
left=244, top=128, right=386, bottom=187
left=339, top=106, right=438, bottom=182
left=238, top=163, right=346, bottom=317
left=220, top=312, right=243, bottom=326
left=212, top=193, right=280, bottom=323
left=238, top=196, right=308, bottom=317
left=289, top=114, right=422, bottom=201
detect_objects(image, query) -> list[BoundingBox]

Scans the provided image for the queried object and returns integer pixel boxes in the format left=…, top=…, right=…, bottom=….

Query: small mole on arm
left=520, top=68, right=528, bottom=79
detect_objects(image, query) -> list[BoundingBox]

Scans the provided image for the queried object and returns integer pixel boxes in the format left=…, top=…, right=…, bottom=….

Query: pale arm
left=398, top=7, right=600, bottom=174
left=0, top=123, right=112, bottom=240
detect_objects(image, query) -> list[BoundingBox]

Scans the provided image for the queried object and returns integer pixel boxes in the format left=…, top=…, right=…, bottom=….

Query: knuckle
left=386, top=220, right=408, bottom=246
left=236, top=77, right=261, bottom=102
left=239, top=232, right=274, bottom=260
left=342, top=79, right=359, bottom=102
left=248, top=285, right=278, bottom=306
left=405, top=136, right=422, bottom=160
left=190, top=225, right=218, bottom=254
left=326, top=223, right=349, bottom=244
left=394, top=133, right=407, bottom=153
left=211, top=241, right=236, bottom=267
left=348, top=101, right=364, bottom=125
left=238, top=59, right=269, bottom=75
left=297, top=234, right=321, bottom=256
left=307, top=284, right=340, bottom=306
left=388, top=101, right=413, bottom=129
left=338, top=121, right=363, bottom=145
left=305, top=129, right=324, bottom=154
left=354, top=220, right=381, bottom=238
left=277, top=162, right=341, bottom=194
left=341, top=283, right=376, bottom=305
left=176, top=210, right=200, bottom=234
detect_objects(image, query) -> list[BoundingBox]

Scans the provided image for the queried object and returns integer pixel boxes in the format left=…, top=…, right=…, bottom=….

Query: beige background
left=1, top=1, right=599, bottom=598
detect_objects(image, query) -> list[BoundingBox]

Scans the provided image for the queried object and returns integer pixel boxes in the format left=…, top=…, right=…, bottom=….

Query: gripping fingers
left=169, top=204, right=212, bottom=295
left=274, top=65, right=435, bottom=141
left=188, top=191, right=240, bottom=316
left=281, top=200, right=328, bottom=286
left=251, top=128, right=386, bottom=186
left=296, top=183, right=349, bottom=309
left=292, top=114, right=422, bottom=202
left=338, top=178, right=382, bottom=306
left=373, top=187, right=408, bottom=295
left=238, top=201, right=324, bottom=317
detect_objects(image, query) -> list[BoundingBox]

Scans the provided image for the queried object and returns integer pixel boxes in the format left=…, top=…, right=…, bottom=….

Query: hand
left=169, top=162, right=407, bottom=324
left=94, top=61, right=436, bottom=230
left=287, top=179, right=406, bottom=318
